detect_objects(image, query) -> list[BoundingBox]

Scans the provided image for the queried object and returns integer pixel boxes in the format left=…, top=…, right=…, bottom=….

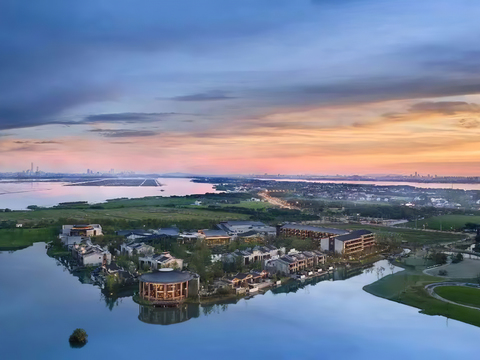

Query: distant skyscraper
left=31, top=162, right=33, bottom=173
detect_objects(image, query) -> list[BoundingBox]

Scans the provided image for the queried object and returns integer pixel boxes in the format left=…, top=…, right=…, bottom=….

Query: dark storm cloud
left=13, top=140, right=60, bottom=144
left=0, top=86, right=116, bottom=130
left=84, top=113, right=174, bottom=123
left=170, top=91, right=236, bottom=102
left=0, top=0, right=313, bottom=130
left=288, top=77, right=480, bottom=108
left=88, top=129, right=158, bottom=137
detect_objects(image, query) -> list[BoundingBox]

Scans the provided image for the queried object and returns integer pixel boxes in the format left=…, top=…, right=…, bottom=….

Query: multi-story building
left=265, top=250, right=325, bottom=275
left=321, top=230, right=376, bottom=256
left=60, top=224, right=103, bottom=247
left=222, top=245, right=285, bottom=266
left=198, top=229, right=232, bottom=246
left=218, top=221, right=277, bottom=237
left=279, top=224, right=348, bottom=245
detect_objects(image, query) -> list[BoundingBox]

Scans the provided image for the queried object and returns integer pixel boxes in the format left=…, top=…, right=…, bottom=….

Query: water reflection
left=139, top=304, right=201, bottom=325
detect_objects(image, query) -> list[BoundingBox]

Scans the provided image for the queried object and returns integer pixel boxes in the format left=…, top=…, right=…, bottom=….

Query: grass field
left=0, top=206, right=251, bottom=223
left=0, top=227, right=58, bottom=250
left=324, top=223, right=465, bottom=244
left=403, top=215, right=480, bottom=231
left=435, top=286, right=480, bottom=308
left=364, top=270, right=480, bottom=327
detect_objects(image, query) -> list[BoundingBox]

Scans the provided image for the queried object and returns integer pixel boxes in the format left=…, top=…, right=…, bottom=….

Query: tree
left=69, top=328, right=88, bottom=346
left=451, top=253, right=463, bottom=264
left=430, top=252, right=447, bottom=265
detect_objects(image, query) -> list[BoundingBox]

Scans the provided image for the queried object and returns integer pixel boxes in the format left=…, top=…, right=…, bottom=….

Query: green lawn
left=324, top=223, right=465, bottom=244
left=218, top=201, right=273, bottom=209
left=0, top=227, right=58, bottom=250
left=403, top=215, right=480, bottom=231
left=435, top=286, right=480, bottom=308
left=0, top=206, right=251, bottom=223
left=364, top=270, right=480, bottom=327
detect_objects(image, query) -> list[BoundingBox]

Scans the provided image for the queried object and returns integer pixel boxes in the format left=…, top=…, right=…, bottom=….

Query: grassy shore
left=435, top=286, right=480, bottom=308
left=0, top=227, right=57, bottom=250
left=364, top=269, right=480, bottom=328
left=403, top=214, right=480, bottom=231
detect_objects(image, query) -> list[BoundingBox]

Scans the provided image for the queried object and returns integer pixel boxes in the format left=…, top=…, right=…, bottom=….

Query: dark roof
left=139, top=269, right=194, bottom=284
left=335, top=230, right=373, bottom=242
left=221, top=221, right=266, bottom=227
left=105, top=262, right=122, bottom=272
left=201, top=229, right=229, bottom=237
left=156, top=228, right=179, bottom=236
left=237, top=230, right=259, bottom=237
left=233, top=273, right=251, bottom=280
left=116, top=229, right=152, bottom=237
left=279, top=255, right=296, bottom=264
left=281, top=224, right=348, bottom=235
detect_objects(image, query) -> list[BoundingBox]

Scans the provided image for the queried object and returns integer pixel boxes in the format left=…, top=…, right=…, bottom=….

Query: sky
left=1, top=0, right=480, bottom=176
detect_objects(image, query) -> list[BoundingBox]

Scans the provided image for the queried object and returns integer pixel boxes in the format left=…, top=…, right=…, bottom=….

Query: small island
left=69, top=328, right=88, bottom=348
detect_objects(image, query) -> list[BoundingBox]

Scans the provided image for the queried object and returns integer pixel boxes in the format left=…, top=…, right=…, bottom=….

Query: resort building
left=222, top=245, right=285, bottom=266
left=72, top=240, right=111, bottom=267
left=178, top=232, right=202, bottom=243
left=321, top=230, right=376, bottom=256
left=120, top=242, right=155, bottom=257
left=218, top=221, right=277, bottom=237
left=227, top=270, right=269, bottom=288
left=62, top=224, right=103, bottom=237
left=138, top=268, right=199, bottom=306
left=198, top=229, right=232, bottom=246
left=265, top=250, right=325, bottom=275
left=60, top=224, right=103, bottom=247
left=116, top=229, right=154, bottom=241
left=279, top=224, right=348, bottom=244
left=154, top=227, right=180, bottom=237
left=139, top=252, right=184, bottom=270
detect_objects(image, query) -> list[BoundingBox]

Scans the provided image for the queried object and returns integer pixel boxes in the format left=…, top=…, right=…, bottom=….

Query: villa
left=139, top=252, right=184, bottom=270
left=72, top=239, right=111, bottom=267
left=120, top=242, right=155, bottom=257
left=60, top=224, right=103, bottom=247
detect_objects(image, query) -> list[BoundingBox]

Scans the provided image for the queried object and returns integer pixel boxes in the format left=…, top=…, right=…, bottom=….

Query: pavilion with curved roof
left=139, top=269, right=195, bottom=306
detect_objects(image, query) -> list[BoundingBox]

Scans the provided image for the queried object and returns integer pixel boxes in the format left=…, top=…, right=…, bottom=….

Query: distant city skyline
left=1, top=1, right=480, bottom=175
left=6, top=163, right=480, bottom=180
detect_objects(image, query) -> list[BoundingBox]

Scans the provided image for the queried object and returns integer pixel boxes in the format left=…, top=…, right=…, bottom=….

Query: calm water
left=0, top=178, right=217, bottom=210
left=0, top=244, right=478, bottom=360
left=259, top=178, right=480, bottom=190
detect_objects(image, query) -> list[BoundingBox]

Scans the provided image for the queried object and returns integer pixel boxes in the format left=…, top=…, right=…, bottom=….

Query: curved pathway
left=425, top=282, right=480, bottom=311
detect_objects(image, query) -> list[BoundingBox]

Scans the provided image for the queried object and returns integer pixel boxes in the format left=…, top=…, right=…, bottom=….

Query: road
left=425, top=282, right=480, bottom=311
left=258, top=191, right=300, bottom=210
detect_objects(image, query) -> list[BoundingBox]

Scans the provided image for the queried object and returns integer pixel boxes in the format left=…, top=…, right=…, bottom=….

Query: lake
left=0, top=178, right=217, bottom=210
left=0, top=244, right=477, bottom=360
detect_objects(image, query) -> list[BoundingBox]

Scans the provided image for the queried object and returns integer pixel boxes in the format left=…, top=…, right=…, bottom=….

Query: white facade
left=120, top=242, right=154, bottom=257
left=139, top=252, right=184, bottom=270
left=72, top=240, right=111, bottom=267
